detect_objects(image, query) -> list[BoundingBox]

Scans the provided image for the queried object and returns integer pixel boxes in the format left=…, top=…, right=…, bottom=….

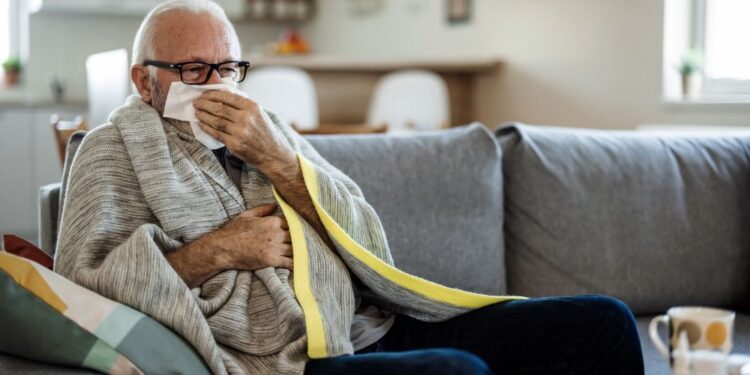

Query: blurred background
left=1, top=0, right=749, bottom=244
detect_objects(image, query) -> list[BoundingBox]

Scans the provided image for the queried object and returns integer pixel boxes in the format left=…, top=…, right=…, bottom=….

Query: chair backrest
left=86, top=49, right=129, bottom=128
left=51, top=115, right=88, bottom=166
left=239, top=66, right=319, bottom=131
left=367, top=69, right=450, bottom=133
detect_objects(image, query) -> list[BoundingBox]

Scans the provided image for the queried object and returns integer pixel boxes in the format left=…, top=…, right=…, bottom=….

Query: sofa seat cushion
left=0, top=353, right=97, bottom=374
left=306, top=124, right=507, bottom=294
left=497, top=123, right=750, bottom=314
left=637, top=313, right=750, bottom=375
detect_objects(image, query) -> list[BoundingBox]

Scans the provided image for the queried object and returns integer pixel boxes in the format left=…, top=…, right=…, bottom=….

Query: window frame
left=1, top=0, right=30, bottom=82
left=692, top=0, right=750, bottom=96
left=3, top=0, right=19, bottom=60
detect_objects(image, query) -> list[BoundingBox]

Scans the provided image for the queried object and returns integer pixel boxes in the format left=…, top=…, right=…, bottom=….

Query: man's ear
left=131, top=65, right=153, bottom=103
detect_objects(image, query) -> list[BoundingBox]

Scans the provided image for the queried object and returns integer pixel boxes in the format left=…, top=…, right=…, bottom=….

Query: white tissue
left=162, top=77, right=243, bottom=150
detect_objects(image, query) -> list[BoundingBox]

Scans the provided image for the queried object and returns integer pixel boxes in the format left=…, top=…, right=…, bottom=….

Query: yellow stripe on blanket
left=272, top=189, right=329, bottom=359
left=297, top=154, right=525, bottom=309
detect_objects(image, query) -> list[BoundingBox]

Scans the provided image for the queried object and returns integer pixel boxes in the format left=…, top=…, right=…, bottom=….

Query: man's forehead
left=155, top=15, right=227, bottom=40
left=154, top=41, right=235, bottom=60
left=182, top=47, right=236, bottom=62
left=152, top=14, right=238, bottom=61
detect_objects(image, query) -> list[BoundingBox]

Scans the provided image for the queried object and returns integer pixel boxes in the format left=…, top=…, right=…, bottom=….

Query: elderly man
left=55, top=1, right=644, bottom=374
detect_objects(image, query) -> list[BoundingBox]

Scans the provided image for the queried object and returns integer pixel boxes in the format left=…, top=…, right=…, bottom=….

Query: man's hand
left=209, top=204, right=293, bottom=271
left=166, top=204, right=293, bottom=288
left=193, top=91, right=296, bottom=171
left=193, top=90, right=336, bottom=253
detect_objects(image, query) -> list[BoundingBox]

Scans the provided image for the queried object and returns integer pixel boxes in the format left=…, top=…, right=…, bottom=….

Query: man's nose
left=205, top=67, right=223, bottom=84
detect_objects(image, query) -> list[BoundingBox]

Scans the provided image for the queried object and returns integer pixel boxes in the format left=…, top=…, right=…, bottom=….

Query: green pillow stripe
left=116, top=316, right=211, bottom=374
left=0, top=252, right=210, bottom=374
left=94, top=304, right=145, bottom=348
left=0, top=270, right=126, bottom=373
left=83, top=340, right=121, bottom=372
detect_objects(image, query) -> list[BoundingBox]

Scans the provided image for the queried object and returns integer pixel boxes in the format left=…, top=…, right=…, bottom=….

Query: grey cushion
left=497, top=123, right=750, bottom=314
left=307, top=124, right=506, bottom=294
left=637, top=313, right=750, bottom=375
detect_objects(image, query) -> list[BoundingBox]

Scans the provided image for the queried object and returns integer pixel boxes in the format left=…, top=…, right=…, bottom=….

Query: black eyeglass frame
left=143, top=60, right=251, bottom=85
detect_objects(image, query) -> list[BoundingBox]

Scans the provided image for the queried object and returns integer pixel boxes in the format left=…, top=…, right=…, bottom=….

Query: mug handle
left=649, top=314, right=670, bottom=360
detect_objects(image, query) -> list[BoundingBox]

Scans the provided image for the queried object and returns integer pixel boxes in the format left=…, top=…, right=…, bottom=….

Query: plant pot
left=681, top=73, right=702, bottom=99
left=3, top=69, right=20, bottom=87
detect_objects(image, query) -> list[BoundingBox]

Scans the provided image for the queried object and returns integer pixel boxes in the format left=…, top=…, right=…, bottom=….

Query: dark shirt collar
left=212, top=147, right=244, bottom=171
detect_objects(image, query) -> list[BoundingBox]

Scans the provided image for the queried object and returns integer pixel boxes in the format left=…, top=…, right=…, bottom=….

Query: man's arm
left=193, top=92, right=334, bottom=248
left=165, top=236, right=228, bottom=289
left=260, top=154, right=335, bottom=249
left=166, top=204, right=293, bottom=288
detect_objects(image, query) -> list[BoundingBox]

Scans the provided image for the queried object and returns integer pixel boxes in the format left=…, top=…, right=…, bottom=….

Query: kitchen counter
left=0, top=88, right=87, bottom=110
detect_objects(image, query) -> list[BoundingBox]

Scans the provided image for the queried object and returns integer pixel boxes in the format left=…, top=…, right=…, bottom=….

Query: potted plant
left=2, top=56, right=22, bottom=87
left=677, top=49, right=704, bottom=99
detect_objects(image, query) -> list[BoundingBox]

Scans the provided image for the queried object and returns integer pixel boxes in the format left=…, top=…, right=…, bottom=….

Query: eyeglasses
left=143, top=60, right=251, bottom=85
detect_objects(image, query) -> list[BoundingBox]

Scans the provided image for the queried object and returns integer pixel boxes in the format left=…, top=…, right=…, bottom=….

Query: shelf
left=247, top=55, right=503, bottom=74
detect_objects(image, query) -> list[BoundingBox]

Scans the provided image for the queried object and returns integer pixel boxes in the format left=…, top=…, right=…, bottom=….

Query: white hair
left=131, top=0, right=242, bottom=66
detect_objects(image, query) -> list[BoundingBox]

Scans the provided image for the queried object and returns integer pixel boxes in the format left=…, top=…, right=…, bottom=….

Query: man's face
left=142, top=11, right=238, bottom=115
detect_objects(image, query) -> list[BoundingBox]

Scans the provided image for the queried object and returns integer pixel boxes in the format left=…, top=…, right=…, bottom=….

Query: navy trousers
left=304, top=295, right=645, bottom=375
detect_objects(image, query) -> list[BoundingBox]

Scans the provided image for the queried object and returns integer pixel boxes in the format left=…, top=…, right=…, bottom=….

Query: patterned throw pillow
left=0, top=251, right=210, bottom=374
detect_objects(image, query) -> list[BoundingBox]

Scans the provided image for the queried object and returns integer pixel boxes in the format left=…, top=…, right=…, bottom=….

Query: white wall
left=20, top=0, right=750, bottom=128
left=302, top=0, right=750, bottom=129
left=25, top=12, right=282, bottom=103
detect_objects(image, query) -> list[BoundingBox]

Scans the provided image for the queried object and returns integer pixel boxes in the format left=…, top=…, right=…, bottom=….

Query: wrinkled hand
left=205, top=204, right=293, bottom=271
left=193, top=91, right=296, bottom=169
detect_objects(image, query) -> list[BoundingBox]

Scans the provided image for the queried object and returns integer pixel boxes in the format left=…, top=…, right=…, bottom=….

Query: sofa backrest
left=307, top=124, right=507, bottom=294
left=50, top=124, right=507, bottom=295
left=497, top=123, right=750, bottom=314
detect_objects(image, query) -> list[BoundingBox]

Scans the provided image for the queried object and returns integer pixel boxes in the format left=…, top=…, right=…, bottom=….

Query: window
left=0, top=0, right=38, bottom=84
left=0, top=0, right=14, bottom=64
left=699, top=0, right=750, bottom=95
left=663, top=0, right=750, bottom=101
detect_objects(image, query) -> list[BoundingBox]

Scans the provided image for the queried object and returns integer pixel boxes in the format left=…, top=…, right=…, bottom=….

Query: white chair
left=240, top=66, right=318, bottom=131
left=367, top=69, right=450, bottom=133
left=86, top=49, right=130, bottom=128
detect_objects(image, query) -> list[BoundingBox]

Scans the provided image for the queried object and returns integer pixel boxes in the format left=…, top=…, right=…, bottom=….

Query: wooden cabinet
left=0, top=106, right=84, bottom=244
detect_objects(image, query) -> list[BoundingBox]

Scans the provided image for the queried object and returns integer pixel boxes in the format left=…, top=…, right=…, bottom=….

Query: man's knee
left=415, top=349, right=491, bottom=375
left=573, top=295, right=640, bottom=349
left=583, top=295, right=637, bottom=326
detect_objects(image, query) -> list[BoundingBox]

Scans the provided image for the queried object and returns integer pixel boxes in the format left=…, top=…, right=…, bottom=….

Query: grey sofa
left=3, top=123, right=750, bottom=374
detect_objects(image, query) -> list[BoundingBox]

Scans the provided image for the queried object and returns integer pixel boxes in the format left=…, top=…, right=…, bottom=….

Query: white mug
left=649, top=307, right=735, bottom=362
left=692, top=350, right=728, bottom=375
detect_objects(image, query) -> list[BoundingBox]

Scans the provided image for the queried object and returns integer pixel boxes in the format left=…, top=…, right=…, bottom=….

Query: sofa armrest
left=38, top=183, right=61, bottom=256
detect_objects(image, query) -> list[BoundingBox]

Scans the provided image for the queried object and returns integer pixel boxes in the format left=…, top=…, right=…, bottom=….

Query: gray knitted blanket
left=54, top=96, right=522, bottom=374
